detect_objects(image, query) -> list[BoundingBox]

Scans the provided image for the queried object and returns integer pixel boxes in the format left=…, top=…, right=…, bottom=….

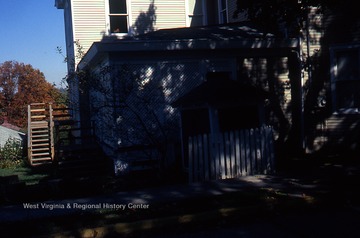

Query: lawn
left=0, top=164, right=52, bottom=185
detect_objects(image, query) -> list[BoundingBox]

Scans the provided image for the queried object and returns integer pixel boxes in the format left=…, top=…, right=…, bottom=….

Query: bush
left=0, top=138, right=24, bottom=168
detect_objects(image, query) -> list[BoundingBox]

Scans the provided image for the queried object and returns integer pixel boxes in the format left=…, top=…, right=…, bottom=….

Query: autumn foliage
left=0, top=61, right=66, bottom=129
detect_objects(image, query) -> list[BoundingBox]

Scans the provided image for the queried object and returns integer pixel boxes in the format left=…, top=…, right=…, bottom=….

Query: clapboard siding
left=131, top=0, right=186, bottom=29
left=71, top=0, right=106, bottom=62
left=301, top=7, right=323, bottom=83
left=149, top=0, right=186, bottom=29
left=310, top=113, right=360, bottom=152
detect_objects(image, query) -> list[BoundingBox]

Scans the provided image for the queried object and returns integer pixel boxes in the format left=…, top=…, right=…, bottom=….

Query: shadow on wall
left=131, top=0, right=156, bottom=35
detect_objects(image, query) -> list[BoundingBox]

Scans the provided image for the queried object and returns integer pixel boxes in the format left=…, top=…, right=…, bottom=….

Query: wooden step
left=32, top=139, right=50, bottom=143
left=31, top=115, right=46, bottom=119
left=31, top=143, right=50, bottom=147
left=31, top=129, right=49, bottom=133
left=30, top=124, right=49, bottom=129
left=31, top=120, right=48, bottom=124
left=31, top=157, right=52, bottom=162
left=31, top=148, right=50, bottom=152
left=30, top=108, right=46, bottom=113
left=32, top=152, right=51, bottom=157
left=31, top=134, right=49, bottom=139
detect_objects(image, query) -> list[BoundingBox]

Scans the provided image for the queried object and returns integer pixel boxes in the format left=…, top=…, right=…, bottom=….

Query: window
left=109, top=0, right=128, bottom=33
left=331, top=44, right=360, bottom=111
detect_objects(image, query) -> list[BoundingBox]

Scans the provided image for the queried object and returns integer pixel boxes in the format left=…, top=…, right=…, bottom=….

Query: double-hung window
left=108, top=0, right=129, bottom=34
left=330, top=44, right=360, bottom=112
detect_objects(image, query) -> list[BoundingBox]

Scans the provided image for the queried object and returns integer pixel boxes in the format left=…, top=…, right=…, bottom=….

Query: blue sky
left=0, top=0, right=67, bottom=87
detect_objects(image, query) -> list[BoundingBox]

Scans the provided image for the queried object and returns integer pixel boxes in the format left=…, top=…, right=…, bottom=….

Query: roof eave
left=78, top=37, right=300, bottom=70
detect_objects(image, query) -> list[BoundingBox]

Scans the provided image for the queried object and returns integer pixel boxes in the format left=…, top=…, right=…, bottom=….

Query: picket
left=188, top=126, right=275, bottom=182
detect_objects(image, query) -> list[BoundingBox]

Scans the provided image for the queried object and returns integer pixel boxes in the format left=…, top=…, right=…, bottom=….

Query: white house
left=55, top=0, right=304, bottom=175
left=56, top=1, right=360, bottom=177
left=0, top=124, right=25, bottom=148
left=55, top=0, right=245, bottom=122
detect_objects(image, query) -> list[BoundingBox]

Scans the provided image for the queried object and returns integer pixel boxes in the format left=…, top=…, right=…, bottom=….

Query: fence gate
left=188, top=126, right=275, bottom=183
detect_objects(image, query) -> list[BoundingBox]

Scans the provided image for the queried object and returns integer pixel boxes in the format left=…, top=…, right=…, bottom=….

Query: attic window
left=109, top=0, right=128, bottom=33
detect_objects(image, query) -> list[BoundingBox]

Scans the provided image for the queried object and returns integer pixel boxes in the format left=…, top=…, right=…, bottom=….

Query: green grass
left=0, top=163, right=52, bottom=185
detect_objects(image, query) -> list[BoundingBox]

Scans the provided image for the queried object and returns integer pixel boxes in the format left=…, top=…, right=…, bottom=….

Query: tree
left=0, top=61, right=65, bottom=128
left=234, top=0, right=359, bottom=154
left=233, top=0, right=344, bottom=37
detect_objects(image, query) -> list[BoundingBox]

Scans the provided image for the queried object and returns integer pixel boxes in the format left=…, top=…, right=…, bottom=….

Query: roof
left=171, top=77, right=268, bottom=108
left=78, top=22, right=299, bottom=70
left=1, top=121, right=22, bottom=132
left=129, top=22, right=275, bottom=41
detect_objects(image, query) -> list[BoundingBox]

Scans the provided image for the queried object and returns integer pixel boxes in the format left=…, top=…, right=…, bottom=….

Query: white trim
left=185, top=0, right=206, bottom=27
left=105, top=0, right=131, bottom=36
left=185, top=0, right=190, bottom=27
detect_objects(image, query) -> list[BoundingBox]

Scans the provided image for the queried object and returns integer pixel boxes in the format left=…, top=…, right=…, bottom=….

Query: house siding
left=305, top=6, right=360, bottom=153
left=0, top=126, right=24, bottom=148
left=71, top=0, right=107, bottom=65
left=131, top=0, right=186, bottom=30
left=309, top=113, right=360, bottom=153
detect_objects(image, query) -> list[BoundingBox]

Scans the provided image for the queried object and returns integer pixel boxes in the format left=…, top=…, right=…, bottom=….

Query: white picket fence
left=188, top=126, right=275, bottom=183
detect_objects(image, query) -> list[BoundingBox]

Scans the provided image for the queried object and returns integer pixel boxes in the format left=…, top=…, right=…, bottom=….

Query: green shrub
left=0, top=138, right=24, bottom=168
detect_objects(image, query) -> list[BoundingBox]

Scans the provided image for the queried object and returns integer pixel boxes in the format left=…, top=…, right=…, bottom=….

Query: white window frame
left=186, top=0, right=207, bottom=27
left=330, top=43, right=360, bottom=113
left=105, top=0, right=131, bottom=36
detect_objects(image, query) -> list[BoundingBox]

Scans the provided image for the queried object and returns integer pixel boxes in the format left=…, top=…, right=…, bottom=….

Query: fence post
left=235, top=130, right=241, bottom=177
left=203, top=134, right=209, bottom=181
left=188, top=136, right=194, bottom=183
left=229, top=131, right=236, bottom=178
left=197, top=134, right=203, bottom=181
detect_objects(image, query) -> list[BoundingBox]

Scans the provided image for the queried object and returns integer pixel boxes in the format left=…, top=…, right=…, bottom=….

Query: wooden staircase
left=27, top=103, right=55, bottom=166
left=27, top=103, right=110, bottom=176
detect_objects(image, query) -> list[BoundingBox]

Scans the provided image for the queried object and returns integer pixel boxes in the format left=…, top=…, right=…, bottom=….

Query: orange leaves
left=0, top=61, right=65, bottom=128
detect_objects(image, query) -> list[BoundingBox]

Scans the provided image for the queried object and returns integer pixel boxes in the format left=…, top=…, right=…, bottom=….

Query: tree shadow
left=303, top=3, right=360, bottom=155
left=131, top=0, right=156, bottom=35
